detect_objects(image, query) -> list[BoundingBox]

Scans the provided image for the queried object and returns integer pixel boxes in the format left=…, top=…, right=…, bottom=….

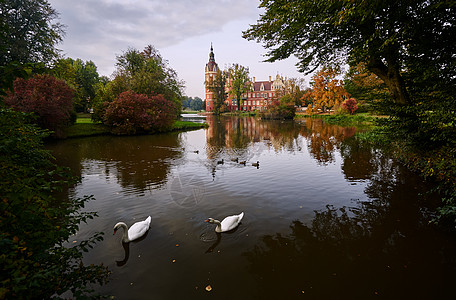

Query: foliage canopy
left=0, top=108, right=109, bottom=299
left=104, top=90, right=177, bottom=135
left=5, top=74, right=75, bottom=138
left=205, top=69, right=228, bottom=115
left=0, top=0, right=64, bottom=66
left=243, top=0, right=456, bottom=106
left=227, top=64, right=250, bottom=111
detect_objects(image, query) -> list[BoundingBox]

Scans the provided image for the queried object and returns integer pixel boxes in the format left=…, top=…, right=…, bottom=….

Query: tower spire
left=209, top=43, right=215, bottom=62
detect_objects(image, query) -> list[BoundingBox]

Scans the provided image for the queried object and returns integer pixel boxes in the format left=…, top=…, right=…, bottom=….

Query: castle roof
left=205, top=44, right=219, bottom=72
left=252, top=81, right=272, bottom=92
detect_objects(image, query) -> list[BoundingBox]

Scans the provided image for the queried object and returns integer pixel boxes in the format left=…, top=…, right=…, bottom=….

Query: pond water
left=46, top=115, right=456, bottom=299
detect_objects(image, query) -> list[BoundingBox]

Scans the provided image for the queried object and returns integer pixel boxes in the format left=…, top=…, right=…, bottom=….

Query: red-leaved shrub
left=341, top=98, right=358, bottom=114
left=103, top=90, right=176, bottom=135
left=5, top=74, right=75, bottom=137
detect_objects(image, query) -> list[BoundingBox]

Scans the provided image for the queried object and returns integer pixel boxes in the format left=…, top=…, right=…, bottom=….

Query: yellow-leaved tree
left=303, top=66, right=349, bottom=114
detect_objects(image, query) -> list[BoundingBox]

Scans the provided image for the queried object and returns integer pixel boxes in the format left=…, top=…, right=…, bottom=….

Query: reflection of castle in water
left=205, top=116, right=357, bottom=164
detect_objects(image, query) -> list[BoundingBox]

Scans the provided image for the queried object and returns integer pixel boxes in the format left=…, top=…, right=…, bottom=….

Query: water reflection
left=46, top=134, right=184, bottom=191
left=205, top=233, right=221, bottom=253
left=115, top=242, right=130, bottom=266
left=43, top=116, right=456, bottom=299
left=244, top=158, right=456, bottom=299
left=114, top=229, right=150, bottom=267
left=205, top=115, right=356, bottom=166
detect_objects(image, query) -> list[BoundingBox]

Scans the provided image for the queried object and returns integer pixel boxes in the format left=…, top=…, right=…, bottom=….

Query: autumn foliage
left=303, top=67, right=349, bottom=114
left=103, top=90, right=177, bottom=135
left=341, top=98, right=358, bottom=114
left=262, top=94, right=296, bottom=119
left=5, top=74, right=75, bottom=137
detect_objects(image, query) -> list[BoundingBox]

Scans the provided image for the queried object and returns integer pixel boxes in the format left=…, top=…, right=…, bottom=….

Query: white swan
left=205, top=212, right=244, bottom=233
left=113, top=216, right=151, bottom=243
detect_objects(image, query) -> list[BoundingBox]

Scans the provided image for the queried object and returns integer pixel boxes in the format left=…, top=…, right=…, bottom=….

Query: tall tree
left=303, top=66, right=349, bottom=114
left=111, top=45, right=184, bottom=112
left=73, top=59, right=99, bottom=112
left=243, top=0, right=456, bottom=106
left=0, top=0, right=64, bottom=66
left=285, top=77, right=306, bottom=106
left=227, top=64, right=250, bottom=111
left=344, top=62, right=389, bottom=110
left=205, top=70, right=227, bottom=115
left=0, top=0, right=64, bottom=96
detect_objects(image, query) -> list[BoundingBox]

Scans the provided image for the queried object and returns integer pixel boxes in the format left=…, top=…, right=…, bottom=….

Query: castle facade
left=204, top=45, right=288, bottom=112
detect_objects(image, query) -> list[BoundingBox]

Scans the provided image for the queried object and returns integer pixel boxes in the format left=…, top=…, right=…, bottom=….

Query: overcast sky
left=48, top=0, right=310, bottom=98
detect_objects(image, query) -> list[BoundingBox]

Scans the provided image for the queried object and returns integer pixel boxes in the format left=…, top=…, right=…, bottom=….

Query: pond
left=46, top=115, right=456, bottom=299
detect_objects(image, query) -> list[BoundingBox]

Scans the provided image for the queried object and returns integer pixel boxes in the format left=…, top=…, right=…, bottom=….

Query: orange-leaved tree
left=303, top=66, right=349, bottom=114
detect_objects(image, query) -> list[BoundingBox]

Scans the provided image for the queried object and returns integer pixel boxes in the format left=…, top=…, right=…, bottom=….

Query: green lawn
left=64, top=115, right=207, bottom=138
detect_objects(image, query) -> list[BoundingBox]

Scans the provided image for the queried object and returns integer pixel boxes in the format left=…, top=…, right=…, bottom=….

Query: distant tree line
left=182, top=96, right=203, bottom=111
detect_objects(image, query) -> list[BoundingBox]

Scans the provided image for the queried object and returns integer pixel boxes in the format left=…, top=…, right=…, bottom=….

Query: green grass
left=65, top=123, right=110, bottom=138
left=76, top=117, right=94, bottom=124
left=64, top=116, right=207, bottom=138
left=297, top=112, right=380, bottom=127
left=172, top=121, right=208, bottom=131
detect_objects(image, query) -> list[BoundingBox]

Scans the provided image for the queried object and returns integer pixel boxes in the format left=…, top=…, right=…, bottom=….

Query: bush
left=103, top=90, right=177, bottom=135
left=4, top=74, right=75, bottom=138
left=262, top=95, right=296, bottom=119
left=0, top=108, right=109, bottom=299
left=341, top=98, right=358, bottom=114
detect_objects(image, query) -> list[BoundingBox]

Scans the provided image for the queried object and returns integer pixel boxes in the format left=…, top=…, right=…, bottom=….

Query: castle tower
left=204, top=44, right=219, bottom=112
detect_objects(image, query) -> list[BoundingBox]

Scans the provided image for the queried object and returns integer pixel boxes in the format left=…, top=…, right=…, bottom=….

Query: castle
left=204, top=45, right=289, bottom=112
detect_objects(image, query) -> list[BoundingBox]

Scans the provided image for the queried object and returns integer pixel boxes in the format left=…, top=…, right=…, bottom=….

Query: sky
left=48, top=0, right=311, bottom=99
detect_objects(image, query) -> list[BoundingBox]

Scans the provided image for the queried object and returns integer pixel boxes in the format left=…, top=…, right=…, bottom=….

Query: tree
left=0, top=108, right=109, bottom=298
left=262, top=94, right=296, bottom=119
left=103, top=90, right=177, bottom=135
left=205, top=69, right=227, bottom=115
left=5, top=74, right=75, bottom=138
left=92, top=45, right=184, bottom=122
left=182, top=96, right=203, bottom=111
left=243, top=0, right=456, bottom=106
left=285, top=77, right=306, bottom=106
left=51, top=58, right=101, bottom=113
left=344, top=62, right=389, bottom=110
left=303, top=66, right=349, bottom=114
left=73, top=59, right=99, bottom=112
left=0, top=0, right=64, bottom=66
left=341, top=98, right=358, bottom=115
left=227, top=64, right=250, bottom=111
left=113, top=45, right=184, bottom=111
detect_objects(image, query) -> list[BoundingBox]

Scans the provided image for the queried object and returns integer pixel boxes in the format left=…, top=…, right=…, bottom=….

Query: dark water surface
left=46, top=116, right=456, bottom=299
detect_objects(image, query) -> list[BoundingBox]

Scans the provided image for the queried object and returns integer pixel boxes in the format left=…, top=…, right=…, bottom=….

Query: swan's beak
left=113, top=229, right=117, bottom=235
left=204, top=219, right=209, bottom=222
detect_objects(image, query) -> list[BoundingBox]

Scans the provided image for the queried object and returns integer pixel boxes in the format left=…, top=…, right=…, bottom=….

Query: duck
left=205, top=212, right=244, bottom=233
left=252, top=161, right=260, bottom=167
left=231, top=158, right=239, bottom=163
left=113, top=216, right=151, bottom=243
left=217, top=159, right=224, bottom=165
left=193, top=150, right=199, bottom=154
left=239, top=161, right=246, bottom=165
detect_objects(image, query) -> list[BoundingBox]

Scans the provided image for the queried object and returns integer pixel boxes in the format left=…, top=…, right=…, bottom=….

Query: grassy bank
left=295, top=112, right=380, bottom=127
left=64, top=115, right=207, bottom=138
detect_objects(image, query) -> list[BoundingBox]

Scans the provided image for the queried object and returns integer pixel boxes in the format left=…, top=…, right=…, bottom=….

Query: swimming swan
left=113, top=216, right=151, bottom=243
left=205, top=212, right=244, bottom=233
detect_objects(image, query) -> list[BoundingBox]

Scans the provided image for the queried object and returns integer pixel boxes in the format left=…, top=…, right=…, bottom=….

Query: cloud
left=53, top=0, right=258, bottom=50
left=48, top=0, right=308, bottom=98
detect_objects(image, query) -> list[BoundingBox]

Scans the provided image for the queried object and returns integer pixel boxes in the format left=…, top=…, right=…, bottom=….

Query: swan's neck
left=117, top=223, right=130, bottom=242
left=213, top=220, right=222, bottom=233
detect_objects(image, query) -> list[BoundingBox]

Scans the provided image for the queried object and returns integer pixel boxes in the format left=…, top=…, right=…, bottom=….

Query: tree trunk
left=367, top=58, right=411, bottom=105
